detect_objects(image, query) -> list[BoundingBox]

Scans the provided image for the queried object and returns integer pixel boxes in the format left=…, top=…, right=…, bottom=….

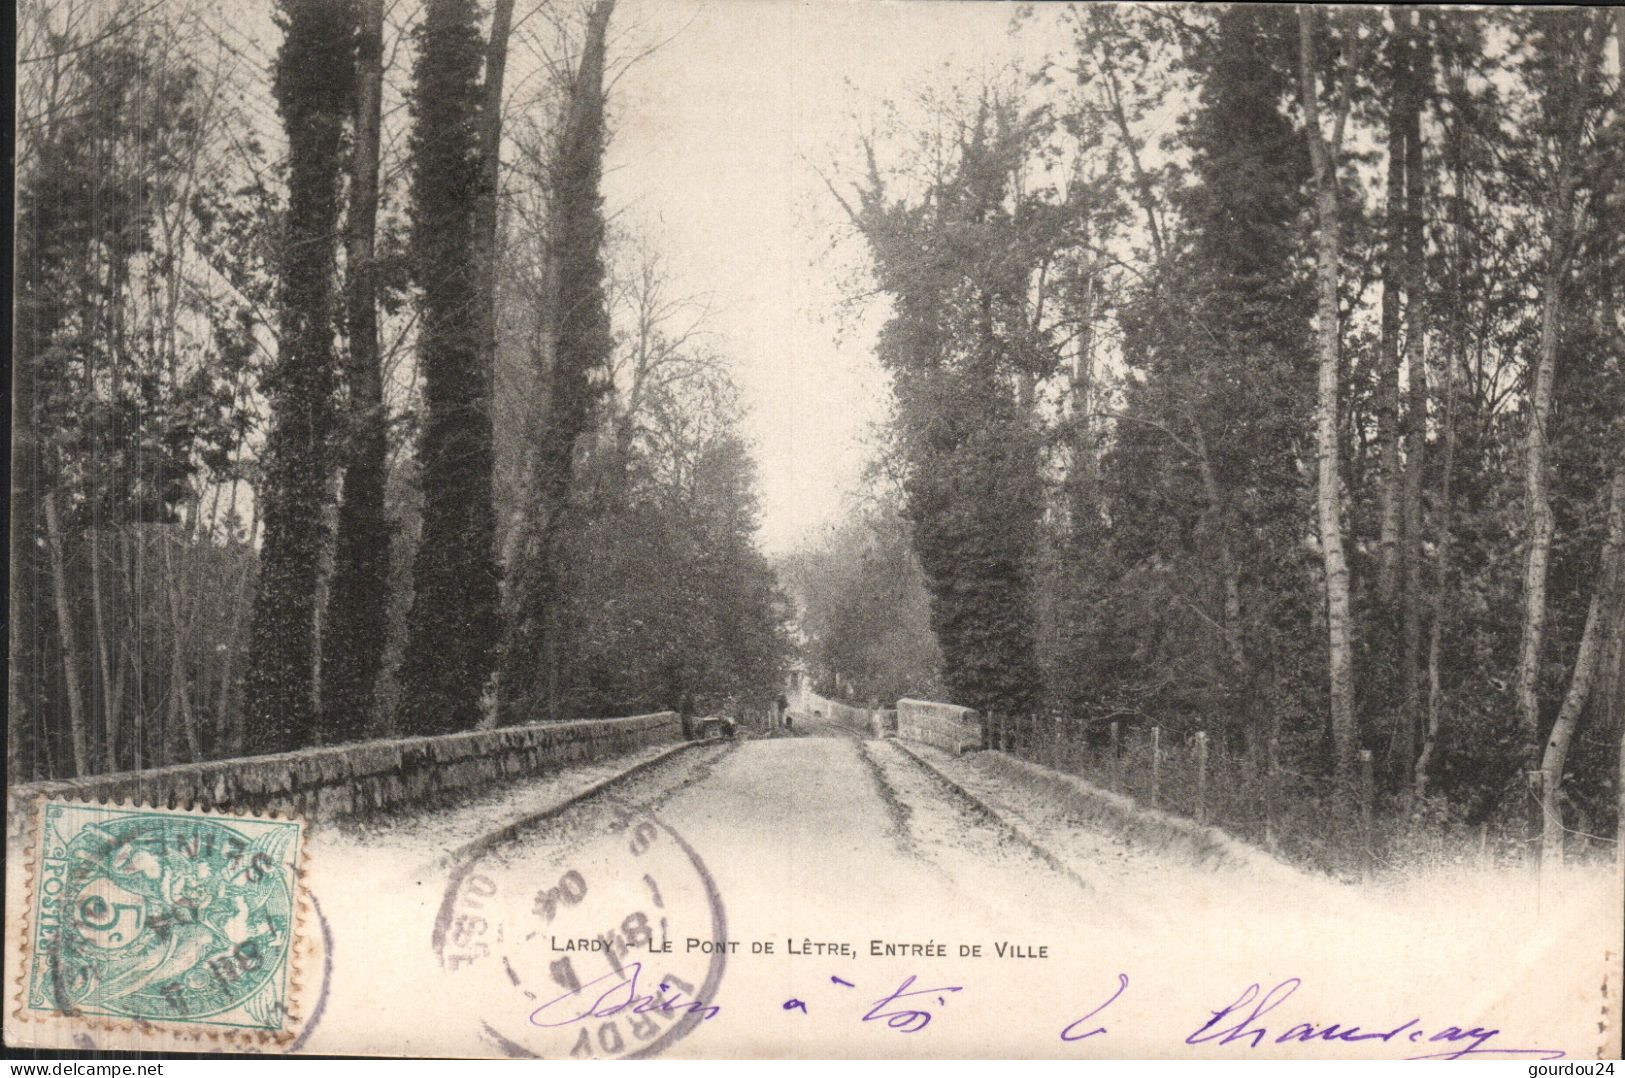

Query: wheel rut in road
left=856, top=737, right=1091, bottom=907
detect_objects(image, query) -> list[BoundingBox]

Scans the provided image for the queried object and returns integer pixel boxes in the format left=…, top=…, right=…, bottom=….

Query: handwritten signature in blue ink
left=529, top=961, right=719, bottom=1028
left=862, top=974, right=963, bottom=1032
left=1184, top=978, right=1565, bottom=1060
left=1060, top=973, right=1130, bottom=1042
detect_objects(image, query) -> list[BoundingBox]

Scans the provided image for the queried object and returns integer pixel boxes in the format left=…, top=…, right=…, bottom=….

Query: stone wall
left=895, top=698, right=981, bottom=754
left=6, top=713, right=683, bottom=826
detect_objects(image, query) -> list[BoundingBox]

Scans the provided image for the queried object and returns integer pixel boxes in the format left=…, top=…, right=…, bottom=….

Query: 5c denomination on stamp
left=14, top=799, right=309, bottom=1047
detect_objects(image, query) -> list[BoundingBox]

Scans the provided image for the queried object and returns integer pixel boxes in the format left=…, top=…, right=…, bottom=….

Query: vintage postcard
left=8, top=0, right=1624, bottom=1062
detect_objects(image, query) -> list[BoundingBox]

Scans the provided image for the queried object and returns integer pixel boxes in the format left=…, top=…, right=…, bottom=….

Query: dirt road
left=309, top=726, right=1619, bottom=1059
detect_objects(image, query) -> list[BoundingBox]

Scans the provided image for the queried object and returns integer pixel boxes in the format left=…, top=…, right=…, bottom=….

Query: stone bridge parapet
left=895, top=698, right=981, bottom=754
left=6, top=712, right=682, bottom=828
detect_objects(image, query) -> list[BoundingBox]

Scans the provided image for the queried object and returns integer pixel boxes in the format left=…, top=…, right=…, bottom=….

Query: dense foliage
left=12, top=0, right=789, bottom=780
left=847, top=96, right=1073, bottom=717
left=14, top=10, right=275, bottom=776
left=779, top=499, right=943, bottom=706
left=815, top=5, right=1624, bottom=851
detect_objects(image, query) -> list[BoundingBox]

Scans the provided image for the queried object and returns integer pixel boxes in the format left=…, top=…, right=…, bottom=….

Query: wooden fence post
left=1359, top=748, right=1375, bottom=880
left=1531, top=769, right=1554, bottom=874
left=1526, top=769, right=1545, bottom=868
left=1150, top=726, right=1161, bottom=809
left=1264, top=736, right=1280, bottom=853
left=1195, top=731, right=1209, bottom=825
left=1109, top=722, right=1120, bottom=790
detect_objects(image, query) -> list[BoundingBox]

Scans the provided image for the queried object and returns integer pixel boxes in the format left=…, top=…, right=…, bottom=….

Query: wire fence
left=979, top=712, right=1608, bottom=880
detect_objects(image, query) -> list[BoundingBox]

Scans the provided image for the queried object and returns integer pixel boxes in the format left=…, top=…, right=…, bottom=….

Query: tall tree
left=1105, top=4, right=1312, bottom=753
left=847, top=91, right=1065, bottom=718
left=1413, top=29, right=1472, bottom=798
left=322, top=0, right=390, bottom=742
left=502, top=0, right=616, bottom=722
left=1374, top=13, right=1411, bottom=602
left=1398, top=9, right=1432, bottom=780
left=398, top=0, right=503, bottom=735
left=1298, top=5, right=1362, bottom=792
left=1514, top=12, right=1611, bottom=776
left=1533, top=9, right=1624, bottom=859
left=243, top=0, right=354, bottom=754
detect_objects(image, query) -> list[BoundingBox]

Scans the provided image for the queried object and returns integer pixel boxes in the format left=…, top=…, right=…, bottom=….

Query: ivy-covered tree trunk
left=398, top=0, right=503, bottom=736
left=322, top=0, right=389, bottom=743
left=908, top=396, right=1044, bottom=718
left=245, top=0, right=353, bottom=754
left=502, top=0, right=615, bottom=723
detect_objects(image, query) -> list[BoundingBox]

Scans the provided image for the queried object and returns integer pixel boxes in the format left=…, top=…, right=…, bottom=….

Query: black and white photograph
left=6, top=0, right=1623, bottom=1062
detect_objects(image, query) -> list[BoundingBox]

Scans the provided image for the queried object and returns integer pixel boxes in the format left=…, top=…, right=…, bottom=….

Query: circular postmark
left=62, top=889, right=335, bottom=1056
left=37, top=810, right=297, bottom=1028
left=434, top=801, right=727, bottom=1059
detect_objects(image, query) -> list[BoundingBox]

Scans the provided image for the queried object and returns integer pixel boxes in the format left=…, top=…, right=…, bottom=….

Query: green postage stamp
left=18, top=800, right=306, bottom=1043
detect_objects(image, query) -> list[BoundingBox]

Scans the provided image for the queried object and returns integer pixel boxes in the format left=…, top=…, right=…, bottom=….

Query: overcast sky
left=601, top=0, right=1066, bottom=557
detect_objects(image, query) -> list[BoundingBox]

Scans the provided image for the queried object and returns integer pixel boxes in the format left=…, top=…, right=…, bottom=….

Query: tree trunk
left=1515, top=135, right=1580, bottom=772
left=477, top=0, right=516, bottom=718
left=1298, top=8, right=1360, bottom=792
left=245, top=0, right=353, bottom=752
left=221, top=516, right=258, bottom=757
left=1516, top=19, right=1610, bottom=776
left=1518, top=17, right=1616, bottom=859
left=398, top=0, right=507, bottom=735
left=10, top=267, right=42, bottom=781
left=322, top=0, right=391, bottom=743
left=88, top=527, right=120, bottom=770
left=1415, top=253, right=1462, bottom=803
left=501, top=0, right=616, bottom=723
left=1415, top=38, right=1476, bottom=801
left=1375, top=14, right=1409, bottom=602
left=477, top=0, right=514, bottom=375
left=1398, top=13, right=1429, bottom=781
left=43, top=492, right=91, bottom=777
left=163, top=533, right=201, bottom=762
left=1539, top=468, right=1625, bottom=864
